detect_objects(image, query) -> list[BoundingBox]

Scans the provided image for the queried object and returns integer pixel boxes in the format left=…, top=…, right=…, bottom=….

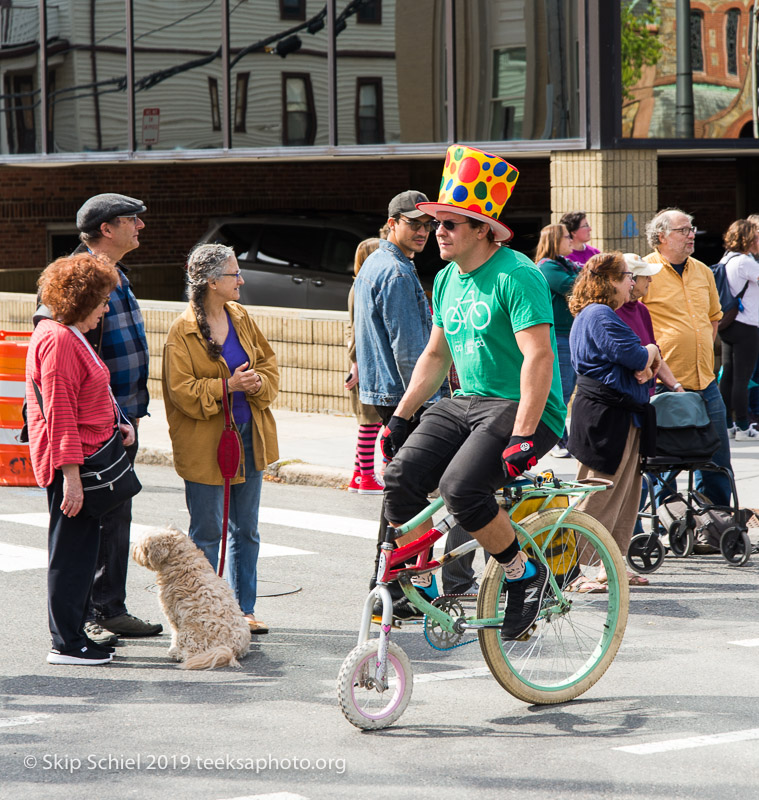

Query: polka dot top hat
left=416, top=144, right=519, bottom=243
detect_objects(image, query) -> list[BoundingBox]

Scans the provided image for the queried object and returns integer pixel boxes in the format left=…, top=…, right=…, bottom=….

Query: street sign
left=142, top=108, right=160, bottom=146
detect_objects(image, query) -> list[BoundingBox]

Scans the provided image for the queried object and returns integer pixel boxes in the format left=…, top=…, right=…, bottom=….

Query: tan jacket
left=162, top=302, right=279, bottom=483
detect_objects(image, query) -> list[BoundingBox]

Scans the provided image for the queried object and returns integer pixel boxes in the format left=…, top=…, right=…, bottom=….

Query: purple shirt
left=566, top=244, right=600, bottom=267
left=616, top=299, right=657, bottom=396
left=221, top=310, right=252, bottom=424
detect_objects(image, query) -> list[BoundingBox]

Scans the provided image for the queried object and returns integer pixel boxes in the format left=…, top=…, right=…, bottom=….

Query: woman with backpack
left=719, top=219, right=759, bottom=441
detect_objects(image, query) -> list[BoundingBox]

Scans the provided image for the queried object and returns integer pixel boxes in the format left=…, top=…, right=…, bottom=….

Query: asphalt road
left=1, top=464, right=759, bottom=800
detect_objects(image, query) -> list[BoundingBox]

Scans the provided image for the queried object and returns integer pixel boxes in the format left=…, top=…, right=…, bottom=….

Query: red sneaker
left=347, top=471, right=361, bottom=493
left=358, top=474, right=385, bottom=495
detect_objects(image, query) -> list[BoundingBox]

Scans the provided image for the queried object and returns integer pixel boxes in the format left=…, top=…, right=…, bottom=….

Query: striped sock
left=357, top=423, right=381, bottom=476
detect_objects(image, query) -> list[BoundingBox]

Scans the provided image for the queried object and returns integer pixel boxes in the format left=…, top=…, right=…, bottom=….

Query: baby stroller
left=627, top=391, right=752, bottom=573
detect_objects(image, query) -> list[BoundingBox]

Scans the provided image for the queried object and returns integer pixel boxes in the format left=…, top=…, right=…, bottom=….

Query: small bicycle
left=337, top=471, right=629, bottom=730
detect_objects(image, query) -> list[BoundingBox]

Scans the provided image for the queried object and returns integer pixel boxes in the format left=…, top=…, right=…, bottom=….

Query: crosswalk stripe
left=614, top=727, right=759, bottom=754
left=0, top=713, right=51, bottom=728
left=729, top=638, right=759, bottom=647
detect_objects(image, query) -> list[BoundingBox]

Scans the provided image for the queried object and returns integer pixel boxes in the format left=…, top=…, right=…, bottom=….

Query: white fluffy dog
left=131, top=526, right=251, bottom=670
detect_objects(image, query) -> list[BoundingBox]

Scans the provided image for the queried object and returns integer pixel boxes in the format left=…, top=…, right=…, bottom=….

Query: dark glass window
left=283, top=73, right=316, bottom=145
left=280, top=0, right=306, bottom=21
left=356, top=78, right=384, bottom=143
left=235, top=72, right=250, bottom=133
left=690, top=9, right=704, bottom=72
left=209, top=78, right=221, bottom=131
left=726, top=8, right=740, bottom=76
left=490, top=48, right=527, bottom=140
left=357, top=0, right=382, bottom=24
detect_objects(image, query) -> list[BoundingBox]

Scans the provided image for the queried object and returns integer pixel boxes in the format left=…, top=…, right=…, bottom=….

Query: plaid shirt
left=100, top=266, right=149, bottom=418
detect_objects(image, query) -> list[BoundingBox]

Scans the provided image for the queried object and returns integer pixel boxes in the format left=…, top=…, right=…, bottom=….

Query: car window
left=213, top=224, right=261, bottom=260
left=324, top=230, right=360, bottom=275
left=257, top=226, right=326, bottom=271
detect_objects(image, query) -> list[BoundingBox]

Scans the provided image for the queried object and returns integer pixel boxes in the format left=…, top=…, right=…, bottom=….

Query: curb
left=136, top=449, right=351, bottom=489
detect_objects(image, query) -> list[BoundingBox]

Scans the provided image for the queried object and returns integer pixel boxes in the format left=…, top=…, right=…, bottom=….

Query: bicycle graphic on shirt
left=444, top=289, right=491, bottom=335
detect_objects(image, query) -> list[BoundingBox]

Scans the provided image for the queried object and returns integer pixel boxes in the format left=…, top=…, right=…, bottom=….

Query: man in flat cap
left=73, top=193, right=161, bottom=643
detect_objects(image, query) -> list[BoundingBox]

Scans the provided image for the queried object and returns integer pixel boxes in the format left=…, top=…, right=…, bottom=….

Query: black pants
left=47, top=470, right=101, bottom=652
left=720, top=321, right=759, bottom=426
left=384, top=396, right=557, bottom=534
left=89, top=421, right=139, bottom=620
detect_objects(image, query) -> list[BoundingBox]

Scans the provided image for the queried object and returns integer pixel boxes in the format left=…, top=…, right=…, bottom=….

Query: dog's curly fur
left=131, top=526, right=251, bottom=670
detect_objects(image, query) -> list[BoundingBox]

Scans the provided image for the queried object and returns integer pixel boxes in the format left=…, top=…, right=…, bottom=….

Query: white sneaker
left=728, top=424, right=737, bottom=439
left=550, top=445, right=571, bottom=458
left=735, top=424, right=759, bottom=441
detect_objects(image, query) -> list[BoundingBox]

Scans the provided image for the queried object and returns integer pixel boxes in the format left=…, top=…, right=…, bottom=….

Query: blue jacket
left=353, top=239, right=442, bottom=406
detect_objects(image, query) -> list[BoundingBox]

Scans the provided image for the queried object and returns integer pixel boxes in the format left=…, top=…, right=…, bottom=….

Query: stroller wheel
left=720, top=528, right=751, bottom=566
left=627, top=533, right=665, bottom=574
left=668, top=522, right=694, bottom=558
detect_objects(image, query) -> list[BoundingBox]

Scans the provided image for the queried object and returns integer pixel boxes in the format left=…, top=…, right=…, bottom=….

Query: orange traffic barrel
left=0, top=330, right=35, bottom=486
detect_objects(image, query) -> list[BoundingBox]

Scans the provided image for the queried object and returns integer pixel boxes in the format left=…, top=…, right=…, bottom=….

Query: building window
left=357, top=0, right=381, bottom=24
left=208, top=77, right=221, bottom=131
left=5, top=73, right=36, bottom=153
left=280, top=0, right=305, bottom=21
left=726, top=8, right=740, bottom=76
left=235, top=72, right=249, bottom=133
left=690, top=9, right=704, bottom=72
left=283, top=73, right=316, bottom=145
left=490, top=47, right=526, bottom=140
left=356, top=78, right=384, bottom=144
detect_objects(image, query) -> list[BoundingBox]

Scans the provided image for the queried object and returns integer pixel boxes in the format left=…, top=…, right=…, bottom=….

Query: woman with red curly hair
left=567, top=252, right=660, bottom=590
left=26, top=253, right=135, bottom=666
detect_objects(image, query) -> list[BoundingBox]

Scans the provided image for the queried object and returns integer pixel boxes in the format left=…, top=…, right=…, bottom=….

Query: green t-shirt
left=432, top=247, right=566, bottom=438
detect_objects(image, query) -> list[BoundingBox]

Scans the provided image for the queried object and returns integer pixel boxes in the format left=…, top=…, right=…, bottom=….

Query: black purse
left=30, top=326, right=142, bottom=518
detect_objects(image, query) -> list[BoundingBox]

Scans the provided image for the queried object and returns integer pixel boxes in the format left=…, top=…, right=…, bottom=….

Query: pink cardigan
left=26, top=320, right=117, bottom=487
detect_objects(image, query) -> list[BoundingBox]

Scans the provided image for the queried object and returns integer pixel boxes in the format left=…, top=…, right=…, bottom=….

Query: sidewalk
left=137, top=403, right=759, bottom=507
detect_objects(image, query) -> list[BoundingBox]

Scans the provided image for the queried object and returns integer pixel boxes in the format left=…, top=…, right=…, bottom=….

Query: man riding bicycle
left=380, top=145, right=567, bottom=640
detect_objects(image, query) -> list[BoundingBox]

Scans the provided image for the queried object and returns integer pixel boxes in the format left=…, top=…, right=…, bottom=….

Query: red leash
left=216, top=381, right=242, bottom=577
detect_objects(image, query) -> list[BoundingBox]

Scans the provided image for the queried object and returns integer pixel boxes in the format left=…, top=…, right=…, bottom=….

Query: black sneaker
left=85, top=638, right=115, bottom=655
left=372, top=596, right=424, bottom=621
left=501, top=559, right=549, bottom=641
left=47, top=646, right=112, bottom=666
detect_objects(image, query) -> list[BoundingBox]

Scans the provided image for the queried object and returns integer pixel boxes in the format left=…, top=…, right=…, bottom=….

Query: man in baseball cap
left=73, top=193, right=161, bottom=643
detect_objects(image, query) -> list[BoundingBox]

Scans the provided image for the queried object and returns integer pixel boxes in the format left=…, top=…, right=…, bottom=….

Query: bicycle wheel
left=477, top=509, right=629, bottom=705
left=337, top=639, right=413, bottom=730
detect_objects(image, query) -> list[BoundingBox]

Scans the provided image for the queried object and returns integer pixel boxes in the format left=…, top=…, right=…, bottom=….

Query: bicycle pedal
left=371, top=614, right=402, bottom=629
left=515, top=624, right=537, bottom=642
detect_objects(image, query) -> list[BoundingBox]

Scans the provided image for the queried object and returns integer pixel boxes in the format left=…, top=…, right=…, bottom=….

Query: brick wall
left=0, top=156, right=552, bottom=283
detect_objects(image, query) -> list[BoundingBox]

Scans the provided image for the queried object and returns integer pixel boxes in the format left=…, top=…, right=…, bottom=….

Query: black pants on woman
left=47, top=470, right=101, bottom=652
left=720, top=320, right=759, bottom=427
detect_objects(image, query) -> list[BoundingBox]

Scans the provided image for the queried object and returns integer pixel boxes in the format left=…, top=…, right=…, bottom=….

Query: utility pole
left=675, top=0, right=694, bottom=138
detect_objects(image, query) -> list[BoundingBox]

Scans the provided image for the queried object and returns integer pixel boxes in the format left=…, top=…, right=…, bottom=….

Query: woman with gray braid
left=162, top=243, right=279, bottom=634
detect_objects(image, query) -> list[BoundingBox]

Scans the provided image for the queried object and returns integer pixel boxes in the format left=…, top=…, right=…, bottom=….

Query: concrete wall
left=0, top=293, right=353, bottom=416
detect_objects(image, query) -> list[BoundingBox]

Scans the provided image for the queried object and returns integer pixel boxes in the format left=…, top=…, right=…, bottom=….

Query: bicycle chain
left=423, top=593, right=480, bottom=651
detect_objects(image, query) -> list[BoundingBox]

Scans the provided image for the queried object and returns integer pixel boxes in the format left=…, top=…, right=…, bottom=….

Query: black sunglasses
left=431, top=219, right=470, bottom=232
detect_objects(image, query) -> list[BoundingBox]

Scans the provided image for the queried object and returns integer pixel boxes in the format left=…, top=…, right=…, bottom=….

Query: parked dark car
left=196, top=212, right=545, bottom=311
left=197, top=213, right=387, bottom=311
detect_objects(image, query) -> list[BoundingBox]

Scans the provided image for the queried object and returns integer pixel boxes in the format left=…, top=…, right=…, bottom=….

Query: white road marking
left=0, top=542, right=47, bottom=572
left=729, top=638, right=759, bottom=647
left=258, top=507, right=377, bottom=539
left=615, top=727, right=759, bottom=754
left=414, top=666, right=491, bottom=683
left=0, top=713, right=51, bottom=728
left=0, top=514, right=314, bottom=569
left=219, top=794, right=309, bottom=800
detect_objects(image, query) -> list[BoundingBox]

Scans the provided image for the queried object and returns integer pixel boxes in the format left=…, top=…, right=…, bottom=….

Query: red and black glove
left=381, top=416, right=411, bottom=460
left=501, top=435, right=537, bottom=479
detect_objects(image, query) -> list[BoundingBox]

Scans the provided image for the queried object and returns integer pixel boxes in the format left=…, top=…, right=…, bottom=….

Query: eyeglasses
left=431, top=219, right=470, bottom=232
left=621, top=271, right=634, bottom=280
left=100, top=296, right=111, bottom=307
left=400, top=216, right=435, bottom=232
left=116, top=214, right=140, bottom=224
left=670, top=226, right=697, bottom=236
left=220, top=271, right=242, bottom=279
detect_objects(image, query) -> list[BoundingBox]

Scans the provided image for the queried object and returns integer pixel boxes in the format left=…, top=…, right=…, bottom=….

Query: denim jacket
left=354, top=239, right=443, bottom=406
